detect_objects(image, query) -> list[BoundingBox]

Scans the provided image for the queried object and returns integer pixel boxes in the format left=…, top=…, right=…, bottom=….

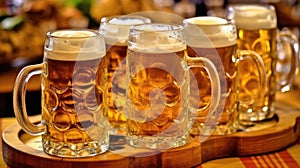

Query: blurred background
left=1, top=0, right=300, bottom=117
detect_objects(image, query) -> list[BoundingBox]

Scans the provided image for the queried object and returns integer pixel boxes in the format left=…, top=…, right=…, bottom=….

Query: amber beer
left=99, top=15, right=151, bottom=134
left=126, top=24, right=221, bottom=149
left=227, top=5, right=278, bottom=121
left=184, top=16, right=266, bottom=135
left=126, top=45, right=191, bottom=149
left=13, top=30, right=109, bottom=157
left=42, top=30, right=109, bottom=157
left=187, top=45, right=238, bottom=135
left=102, top=43, right=127, bottom=132
left=236, top=28, right=277, bottom=121
left=128, top=46, right=188, bottom=144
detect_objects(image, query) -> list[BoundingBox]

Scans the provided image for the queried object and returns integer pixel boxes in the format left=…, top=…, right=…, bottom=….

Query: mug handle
left=13, top=63, right=46, bottom=135
left=236, top=50, right=267, bottom=111
left=276, top=27, right=299, bottom=92
left=186, top=56, right=221, bottom=118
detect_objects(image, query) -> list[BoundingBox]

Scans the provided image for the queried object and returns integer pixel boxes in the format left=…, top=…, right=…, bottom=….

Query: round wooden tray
left=2, top=100, right=300, bottom=168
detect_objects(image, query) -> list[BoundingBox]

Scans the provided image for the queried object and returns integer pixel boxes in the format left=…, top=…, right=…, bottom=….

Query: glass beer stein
left=227, top=4, right=299, bottom=122
left=183, top=16, right=267, bottom=135
left=126, top=24, right=221, bottom=149
left=99, top=15, right=151, bottom=135
left=13, top=29, right=109, bottom=157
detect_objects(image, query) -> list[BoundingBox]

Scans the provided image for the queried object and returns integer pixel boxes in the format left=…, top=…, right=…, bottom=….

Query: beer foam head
left=51, top=30, right=96, bottom=37
left=129, top=24, right=186, bottom=53
left=187, top=16, right=227, bottom=25
left=109, top=17, right=147, bottom=25
left=183, top=16, right=237, bottom=48
left=45, top=30, right=106, bottom=61
left=100, top=15, right=151, bottom=46
left=227, top=4, right=277, bottom=30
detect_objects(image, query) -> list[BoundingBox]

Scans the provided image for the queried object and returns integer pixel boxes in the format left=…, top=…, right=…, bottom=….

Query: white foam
left=109, top=18, right=146, bottom=25
left=185, top=16, right=228, bottom=25
left=46, top=30, right=106, bottom=61
left=100, top=16, right=151, bottom=46
left=45, top=50, right=106, bottom=61
left=228, top=5, right=277, bottom=30
left=130, top=44, right=186, bottom=54
left=51, top=30, right=96, bottom=37
left=129, top=32, right=186, bottom=53
left=184, top=17, right=237, bottom=48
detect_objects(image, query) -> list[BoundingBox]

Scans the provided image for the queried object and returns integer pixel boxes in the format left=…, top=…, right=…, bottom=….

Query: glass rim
left=130, top=23, right=184, bottom=33
left=183, top=16, right=234, bottom=27
left=227, top=3, right=275, bottom=12
left=100, top=15, right=151, bottom=26
left=47, top=29, right=101, bottom=39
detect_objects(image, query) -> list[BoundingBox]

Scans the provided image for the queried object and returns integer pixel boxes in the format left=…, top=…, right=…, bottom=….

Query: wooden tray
left=2, top=100, right=300, bottom=168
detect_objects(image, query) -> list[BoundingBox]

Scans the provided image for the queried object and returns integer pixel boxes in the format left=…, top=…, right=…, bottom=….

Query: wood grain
left=2, top=93, right=300, bottom=168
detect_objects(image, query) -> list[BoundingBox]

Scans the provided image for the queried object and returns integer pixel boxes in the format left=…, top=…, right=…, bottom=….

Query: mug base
left=108, top=122, right=127, bottom=136
left=126, top=134, right=189, bottom=150
left=239, top=109, right=275, bottom=122
left=189, top=123, right=237, bottom=136
left=42, top=138, right=109, bottom=158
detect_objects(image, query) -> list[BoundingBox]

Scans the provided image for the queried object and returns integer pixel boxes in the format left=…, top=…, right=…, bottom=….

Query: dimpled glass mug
left=125, top=23, right=221, bottom=149
left=183, top=17, right=267, bottom=135
left=13, top=29, right=109, bottom=157
left=99, top=15, right=151, bottom=135
left=227, top=4, right=299, bottom=122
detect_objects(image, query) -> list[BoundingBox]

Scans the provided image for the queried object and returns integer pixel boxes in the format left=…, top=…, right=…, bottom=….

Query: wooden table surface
left=1, top=90, right=300, bottom=167
left=1, top=72, right=300, bottom=167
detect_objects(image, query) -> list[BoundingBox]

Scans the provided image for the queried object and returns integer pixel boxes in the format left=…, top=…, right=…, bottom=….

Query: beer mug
left=126, top=23, right=221, bottom=149
left=99, top=15, right=151, bottom=135
left=183, top=16, right=267, bottom=135
left=227, top=4, right=299, bottom=121
left=13, top=30, right=109, bottom=157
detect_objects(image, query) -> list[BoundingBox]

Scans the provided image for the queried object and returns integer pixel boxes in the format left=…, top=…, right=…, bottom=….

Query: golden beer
left=104, top=44, right=127, bottom=132
left=126, top=48, right=191, bottom=149
left=236, top=28, right=277, bottom=121
left=126, top=49, right=188, bottom=136
left=227, top=4, right=278, bottom=121
left=126, top=24, right=221, bottom=149
left=42, top=58, right=108, bottom=157
left=99, top=15, right=151, bottom=134
left=184, top=16, right=266, bottom=135
left=13, top=30, right=109, bottom=157
left=187, top=44, right=238, bottom=135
